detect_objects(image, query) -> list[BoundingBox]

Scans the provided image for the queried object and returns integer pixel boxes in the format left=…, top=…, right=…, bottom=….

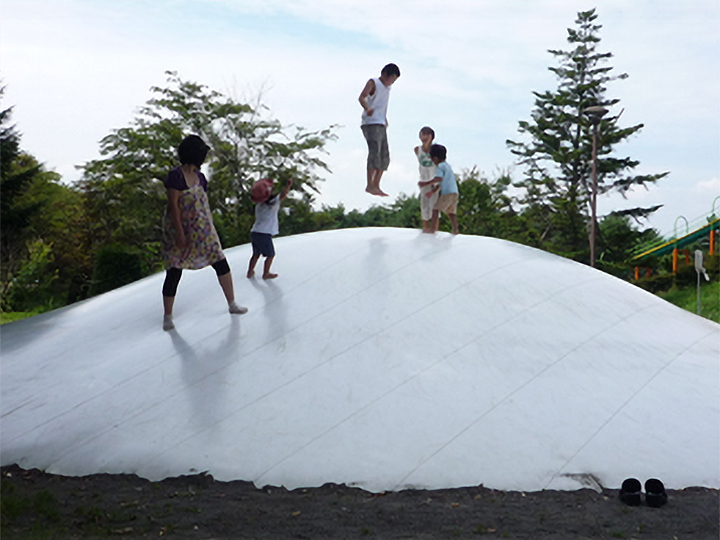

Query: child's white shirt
left=251, top=196, right=281, bottom=236
left=415, top=146, right=437, bottom=183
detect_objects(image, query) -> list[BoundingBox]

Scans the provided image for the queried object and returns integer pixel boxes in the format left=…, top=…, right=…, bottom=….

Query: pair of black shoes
left=619, top=478, right=668, bottom=507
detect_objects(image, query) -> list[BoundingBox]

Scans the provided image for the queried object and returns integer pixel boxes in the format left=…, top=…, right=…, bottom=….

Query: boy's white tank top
left=361, top=77, right=391, bottom=126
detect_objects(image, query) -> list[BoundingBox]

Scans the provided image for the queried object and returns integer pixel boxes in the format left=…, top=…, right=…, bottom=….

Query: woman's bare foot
left=247, top=269, right=255, bottom=278
left=228, top=301, right=248, bottom=314
left=263, top=273, right=278, bottom=280
left=162, top=315, right=174, bottom=331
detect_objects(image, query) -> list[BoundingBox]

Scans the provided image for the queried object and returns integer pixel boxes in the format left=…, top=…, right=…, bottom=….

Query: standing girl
left=161, top=135, right=247, bottom=331
left=414, top=126, right=438, bottom=233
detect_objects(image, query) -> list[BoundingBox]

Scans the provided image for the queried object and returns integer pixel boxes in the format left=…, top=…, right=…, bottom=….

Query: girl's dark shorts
left=251, top=232, right=275, bottom=257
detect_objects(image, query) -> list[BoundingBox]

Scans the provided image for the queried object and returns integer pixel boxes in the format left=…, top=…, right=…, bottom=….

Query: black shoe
left=645, top=478, right=668, bottom=508
left=619, top=478, right=642, bottom=506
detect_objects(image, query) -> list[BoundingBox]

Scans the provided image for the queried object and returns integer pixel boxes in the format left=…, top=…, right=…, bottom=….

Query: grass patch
left=656, top=280, right=719, bottom=323
left=33, top=491, right=61, bottom=522
left=1, top=483, right=64, bottom=540
left=0, top=311, right=42, bottom=325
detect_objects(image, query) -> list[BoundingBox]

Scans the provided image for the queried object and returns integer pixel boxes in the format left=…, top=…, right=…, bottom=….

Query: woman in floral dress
left=161, top=135, right=247, bottom=331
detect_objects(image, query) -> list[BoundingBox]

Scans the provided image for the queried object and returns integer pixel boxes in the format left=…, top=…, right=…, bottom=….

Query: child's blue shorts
left=251, top=232, right=275, bottom=257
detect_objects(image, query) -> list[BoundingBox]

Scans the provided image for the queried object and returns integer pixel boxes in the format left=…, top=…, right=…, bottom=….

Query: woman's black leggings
left=162, top=259, right=231, bottom=297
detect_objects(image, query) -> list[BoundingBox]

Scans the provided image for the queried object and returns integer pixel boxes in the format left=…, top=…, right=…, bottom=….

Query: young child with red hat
left=247, top=178, right=293, bottom=279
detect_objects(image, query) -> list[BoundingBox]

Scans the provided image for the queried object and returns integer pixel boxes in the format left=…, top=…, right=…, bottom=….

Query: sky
left=2, top=0, right=718, bottom=237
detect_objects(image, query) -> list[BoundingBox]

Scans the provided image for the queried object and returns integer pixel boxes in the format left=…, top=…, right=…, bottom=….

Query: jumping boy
left=359, top=63, right=400, bottom=197
left=247, top=177, right=292, bottom=280
left=425, top=144, right=459, bottom=235
left=415, top=126, right=438, bottom=233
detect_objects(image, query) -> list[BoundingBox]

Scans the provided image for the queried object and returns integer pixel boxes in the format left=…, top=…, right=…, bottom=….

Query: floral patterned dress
left=162, top=168, right=225, bottom=270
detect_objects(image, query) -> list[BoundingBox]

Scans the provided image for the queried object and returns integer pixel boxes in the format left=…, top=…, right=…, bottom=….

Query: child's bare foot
left=247, top=269, right=255, bottom=278
left=366, top=186, right=388, bottom=196
left=263, top=273, right=278, bottom=280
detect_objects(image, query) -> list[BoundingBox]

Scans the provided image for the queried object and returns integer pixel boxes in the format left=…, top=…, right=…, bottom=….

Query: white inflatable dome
left=1, top=228, right=718, bottom=492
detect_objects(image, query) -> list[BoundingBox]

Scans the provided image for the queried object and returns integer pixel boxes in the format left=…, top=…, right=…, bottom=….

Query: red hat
left=250, top=179, right=273, bottom=203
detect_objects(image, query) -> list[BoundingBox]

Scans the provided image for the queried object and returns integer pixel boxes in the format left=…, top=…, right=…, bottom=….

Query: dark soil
left=1, top=464, right=717, bottom=539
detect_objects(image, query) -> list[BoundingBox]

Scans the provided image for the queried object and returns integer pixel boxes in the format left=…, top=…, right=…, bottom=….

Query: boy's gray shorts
left=361, top=124, right=390, bottom=171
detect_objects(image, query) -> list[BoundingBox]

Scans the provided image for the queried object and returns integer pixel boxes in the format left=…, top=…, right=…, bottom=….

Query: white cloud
left=694, top=178, right=720, bottom=193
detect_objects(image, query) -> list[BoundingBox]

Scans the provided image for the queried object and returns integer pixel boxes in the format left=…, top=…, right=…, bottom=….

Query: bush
left=634, top=247, right=718, bottom=294
left=89, top=243, right=144, bottom=296
left=703, top=251, right=719, bottom=279
left=2, top=239, right=60, bottom=312
left=634, top=273, right=674, bottom=294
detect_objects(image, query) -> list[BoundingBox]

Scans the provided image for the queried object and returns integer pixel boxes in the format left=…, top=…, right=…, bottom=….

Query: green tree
left=455, top=168, right=529, bottom=243
left=0, top=91, right=89, bottom=312
left=0, top=92, right=43, bottom=290
left=506, top=9, right=667, bottom=263
left=596, top=213, right=662, bottom=278
left=23, top=167, right=92, bottom=304
left=3, top=238, right=58, bottom=312
left=377, top=194, right=422, bottom=229
left=0, top=88, right=73, bottom=311
left=79, top=71, right=337, bottom=262
left=300, top=169, right=528, bottom=240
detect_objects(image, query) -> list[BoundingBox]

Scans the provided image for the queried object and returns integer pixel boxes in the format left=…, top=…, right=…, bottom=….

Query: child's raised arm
left=279, top=179, right=293, bottom=201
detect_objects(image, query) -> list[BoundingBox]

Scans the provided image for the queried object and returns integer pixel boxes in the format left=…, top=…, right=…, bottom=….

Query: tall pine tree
left=507, top=9, right=667, bottom=263
left=1, top=86, right=43, bottom=288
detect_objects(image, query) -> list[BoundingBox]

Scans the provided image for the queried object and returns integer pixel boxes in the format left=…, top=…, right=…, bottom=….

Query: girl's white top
left=415, top=147, right=436, bottom=183
left=361, top=77, right=391, bottom=126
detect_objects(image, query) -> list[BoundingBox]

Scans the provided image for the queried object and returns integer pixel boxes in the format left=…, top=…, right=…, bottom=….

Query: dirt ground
left=1, top=464, right=717, bottom=539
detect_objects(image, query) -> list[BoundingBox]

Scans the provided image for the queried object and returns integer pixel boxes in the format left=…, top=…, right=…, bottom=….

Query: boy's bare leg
left=366, top=169, right=387, bottom=196
left=422, top=220, right=432, bottom=233
left=430, top=209, right=440, bottom=233
left=247, top=254, right=260, bottom=278
left=365, top=168, right=376, bottom=194
left=366, top=168, right=383, bottom=195
left=263, top=256, right=278, bottom=280
left=449, top=213, right=459, bottom=235
left=373, top=169, right=388, bottom=196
